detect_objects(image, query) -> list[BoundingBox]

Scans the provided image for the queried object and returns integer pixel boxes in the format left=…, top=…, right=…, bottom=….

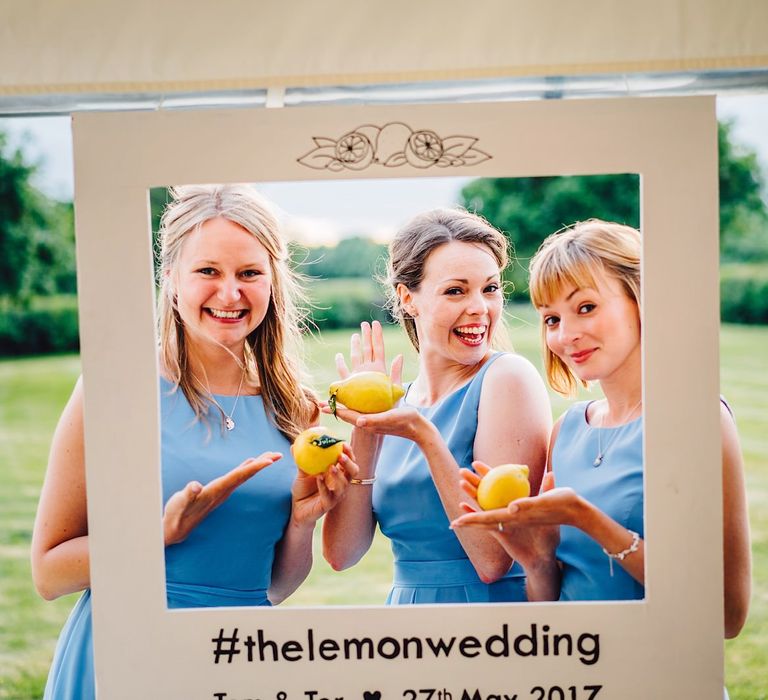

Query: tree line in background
left=1, top=121, right=767, bottom=355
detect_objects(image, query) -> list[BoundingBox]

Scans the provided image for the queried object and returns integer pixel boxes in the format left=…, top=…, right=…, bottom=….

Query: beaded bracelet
left=602, top=530, right=640, bottom=576
left=349, top=477, right=376, bottom=485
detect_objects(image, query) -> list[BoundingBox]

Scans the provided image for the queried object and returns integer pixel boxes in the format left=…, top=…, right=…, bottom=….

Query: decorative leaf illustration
left=297, top=146, right=340, bottom=170
left=312, top=137, right=338, bottom=148
left=383, top=152, right=408, bottom=167
left=459, top=148, right=492, bottom=165
left=442, top=135, right=478, bottom=157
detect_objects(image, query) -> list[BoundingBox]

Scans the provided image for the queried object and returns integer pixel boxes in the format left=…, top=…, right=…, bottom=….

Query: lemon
left=328, top=371, right=405, bottom=416
left=476, top=464, right=531, bottom=510
left=292, top=427, right=345, bottom=475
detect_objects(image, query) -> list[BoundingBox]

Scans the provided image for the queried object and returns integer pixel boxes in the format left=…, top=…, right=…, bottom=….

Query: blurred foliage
left=719, top=120, right=768, bottom=262
left=721, top=263, right=768, bottom=324
left=0, top=295, right=79, bottom=356
left=462, top=173, right=640, bottom=259
left=292, top=236, right=388, bottom=279
left=0, top=133, right=75, bottom=307
left=304, top=277, right=390, bottom=330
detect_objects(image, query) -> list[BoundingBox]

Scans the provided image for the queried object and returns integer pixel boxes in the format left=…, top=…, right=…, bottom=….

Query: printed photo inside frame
left=147, top=171, right=642, bottom=610
left=72, top=97, right=723, bottom=698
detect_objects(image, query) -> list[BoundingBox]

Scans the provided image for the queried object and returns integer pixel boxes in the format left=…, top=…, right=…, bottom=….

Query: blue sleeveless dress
left=552, top=401, right=644, bottom=601
left=372, top=353, right=527, bottom=604
left=43, top=379, right=296, bottom=699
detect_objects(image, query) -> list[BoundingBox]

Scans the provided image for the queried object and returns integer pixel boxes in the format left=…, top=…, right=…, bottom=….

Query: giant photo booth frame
left=73, top=96, right=723, bottom=698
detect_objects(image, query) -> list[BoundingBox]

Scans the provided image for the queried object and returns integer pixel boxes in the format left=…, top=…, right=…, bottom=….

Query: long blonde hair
left=528, top=219, right=641, bottom=397
left=386, top=208, right=513, bottom=352
left=157, top=184, right=317, bottom=439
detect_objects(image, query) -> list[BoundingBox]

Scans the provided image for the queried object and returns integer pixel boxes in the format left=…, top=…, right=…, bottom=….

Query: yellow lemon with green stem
left=328, top=371, right=405, bottom=417
left=476, top=464, right=531, bottom=510
left=292, top=427, right=345, bottom=475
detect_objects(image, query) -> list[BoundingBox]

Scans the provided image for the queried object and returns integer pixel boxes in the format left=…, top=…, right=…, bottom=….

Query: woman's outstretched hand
left=163, top=452, right=282, bottom=546
left=324, top=319, right=416, bottom=437
left=451, top=461, right=562, bottom=567
left=454, top=462, right=580, bottom=528
left=322, top=403, right=427, bottom=444
left=335, top=319, right=403, bottom=384
left=290, top=443, right=360, bottom=526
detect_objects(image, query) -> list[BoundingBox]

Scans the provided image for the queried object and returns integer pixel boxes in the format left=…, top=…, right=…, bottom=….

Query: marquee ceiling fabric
left=2, top=0, right=767, bottom=98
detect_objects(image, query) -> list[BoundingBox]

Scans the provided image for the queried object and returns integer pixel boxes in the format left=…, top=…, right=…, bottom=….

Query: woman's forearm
left=31, top=535, right=90, bottom=601
left=321, top=428, right=380, bottom=570
left=572, top=497, right=645, bottom=585
left=269, top=517, right=315, bottom=605
left=521, top=557, right=561, bottom=601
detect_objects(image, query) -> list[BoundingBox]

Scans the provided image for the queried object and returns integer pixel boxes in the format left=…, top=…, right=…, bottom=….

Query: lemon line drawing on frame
left=297, top=121, right=492, bottom=172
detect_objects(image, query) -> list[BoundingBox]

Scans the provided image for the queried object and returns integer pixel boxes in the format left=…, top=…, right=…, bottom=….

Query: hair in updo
left=386, top=208, right=511, bottom=352
left=529, top=219, right=641, bottom=397
left=156, top=183, right=316, bottom=439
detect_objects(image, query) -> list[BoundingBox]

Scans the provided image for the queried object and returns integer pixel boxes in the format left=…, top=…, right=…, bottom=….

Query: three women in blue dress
left=31, top=184, right=358, bottom=698
left=34, top=199, right=751, bottom=697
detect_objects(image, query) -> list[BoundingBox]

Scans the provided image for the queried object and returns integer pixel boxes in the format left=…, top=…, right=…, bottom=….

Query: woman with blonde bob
left=323, top=208, right=553, bottom=604
left=32, top=184, right=357, bottom=699
left=453, top=220, right=751, bottom=633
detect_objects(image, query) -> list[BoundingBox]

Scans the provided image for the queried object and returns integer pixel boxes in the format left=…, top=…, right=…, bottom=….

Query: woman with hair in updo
left=32, top=184, right=358, bottom=699
left=323, top=208, right=553, bottom=604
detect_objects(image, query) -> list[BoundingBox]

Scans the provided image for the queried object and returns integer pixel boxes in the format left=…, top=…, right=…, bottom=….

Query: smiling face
left=538, top=270, right=641, bottom=387
left=402, top=240, right=503, bottom=365
left=173, top=216, right=273, bottom=356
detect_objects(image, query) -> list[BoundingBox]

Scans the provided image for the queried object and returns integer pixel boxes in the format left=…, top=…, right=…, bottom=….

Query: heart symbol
left=364, top=692, right=382, bottom=700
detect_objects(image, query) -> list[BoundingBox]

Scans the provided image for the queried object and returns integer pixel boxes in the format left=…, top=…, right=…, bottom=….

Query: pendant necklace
left=592, top=399, right=642, bottom=467
left=191, top=368, right=246, bottom=431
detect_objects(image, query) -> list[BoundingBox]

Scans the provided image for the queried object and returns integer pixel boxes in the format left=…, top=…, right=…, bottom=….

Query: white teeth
left=454, top=325, right=486, bottom=335
left=209, top=308, right=244, bottom=319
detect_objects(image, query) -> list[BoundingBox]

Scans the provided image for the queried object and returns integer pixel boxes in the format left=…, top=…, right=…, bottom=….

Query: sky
left=1, top=93, right=766, bottom=245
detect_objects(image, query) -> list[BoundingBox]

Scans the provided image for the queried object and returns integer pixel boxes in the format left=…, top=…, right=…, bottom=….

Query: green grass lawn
left=1, top=313, right=766, bottom=698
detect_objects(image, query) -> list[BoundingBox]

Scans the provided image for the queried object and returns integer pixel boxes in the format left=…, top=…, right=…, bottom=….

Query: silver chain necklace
left=592, top=399, right=642, bottom=467
left=191, top=369, right=246, bottom=431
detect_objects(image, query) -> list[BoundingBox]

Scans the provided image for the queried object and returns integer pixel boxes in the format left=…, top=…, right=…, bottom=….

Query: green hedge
left=305, top=277, right=391, bottom=330
left=0, top=297, right=79, bottom=356
left=721, top=264, right=768, bottom=324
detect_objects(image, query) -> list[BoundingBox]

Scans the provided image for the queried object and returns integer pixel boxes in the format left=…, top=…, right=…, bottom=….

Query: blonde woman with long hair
left=32, top=184, right=358, bottom=699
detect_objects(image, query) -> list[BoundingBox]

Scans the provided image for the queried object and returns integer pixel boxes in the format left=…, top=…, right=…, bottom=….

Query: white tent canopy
left=2, top=0, right=767, bottom=98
